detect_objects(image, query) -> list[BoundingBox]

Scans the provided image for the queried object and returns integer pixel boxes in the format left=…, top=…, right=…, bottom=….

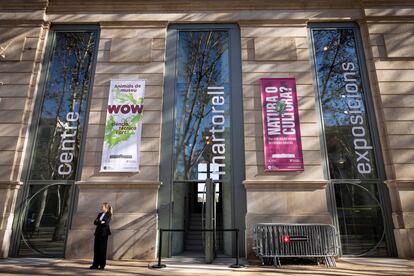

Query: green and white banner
left=100, top=80, right=145, bottom=172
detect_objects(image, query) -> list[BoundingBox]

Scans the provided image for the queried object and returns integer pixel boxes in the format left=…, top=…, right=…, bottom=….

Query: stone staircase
left=184, top=213, right=223, bottom=252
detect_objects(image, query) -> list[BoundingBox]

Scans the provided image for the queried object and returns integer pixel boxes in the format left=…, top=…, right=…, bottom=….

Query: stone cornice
left=99, top=21, right=168, bottom=28
left=243, top=180, right=328, bottom=190
left=0, top=0, right=48, bottom=11
left=0, top=1, right=410, bottom=25
left=44, top=0, right=414, bottom=13
left=385, top=179, right=414, bottom=189
left=0, top=181, right=23, bottom=189
left=75, top=180, right=161, bottom=189
left=0, top=1, right=412, bottom=14
left=45, top=10, right=363, bottom=24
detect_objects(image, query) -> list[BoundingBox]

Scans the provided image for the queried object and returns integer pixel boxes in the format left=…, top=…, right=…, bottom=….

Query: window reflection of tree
left=174, top=32, right=227, bottom=180
left=314, top=29, right=386, bottom=256
left=53, top=33, right=95, bottom=241
left=31, top=33, right=94, bottom=181
left=26, top=32, right=96, bottom=244
left=313, top=29, right=376, bottom=180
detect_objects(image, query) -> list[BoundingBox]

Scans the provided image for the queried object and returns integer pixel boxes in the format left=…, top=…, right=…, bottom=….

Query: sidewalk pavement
left=0, top=257, right=413, bottom=276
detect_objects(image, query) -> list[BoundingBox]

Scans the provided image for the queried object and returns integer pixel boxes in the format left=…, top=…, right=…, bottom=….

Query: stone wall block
left=384, top=33, right=414, bottom=58
left=254, top=37, right=297, bottom=61
left=109, top=38, right=152, bottom=62
left=0, top=37, right=25, bottom=61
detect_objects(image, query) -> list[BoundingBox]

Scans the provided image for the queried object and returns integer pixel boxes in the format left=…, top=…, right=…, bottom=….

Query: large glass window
left=159, top=25, right=245, bottom=258
left=173, top=31, right=231, bottom=181
left=312, top=28, right=377, bottom=180
left=29, top=31, right=96, bottom=180
left=311, top=24, right=393, bottom=256
left=172, top=30, right=232, bottom=256
left=15, top=27, right=99, bottom=257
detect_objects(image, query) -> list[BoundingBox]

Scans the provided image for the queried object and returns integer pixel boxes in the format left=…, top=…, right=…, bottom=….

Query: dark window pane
left=334, top=182, right=387, bottom=256
left=20, top=184, right=72, bottom=257
left=29, top=31, right=97, bottom=180
left=312, top=28, right=377, bottom=180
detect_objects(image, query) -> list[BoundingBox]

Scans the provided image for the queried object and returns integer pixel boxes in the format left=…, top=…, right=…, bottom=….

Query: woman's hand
left=101, top=220, right=105, bottom=224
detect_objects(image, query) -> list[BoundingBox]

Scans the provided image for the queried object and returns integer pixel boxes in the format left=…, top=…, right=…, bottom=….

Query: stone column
left=364, top=8, right=414, bottom=258
left=0, top=1, right=48, bottom=257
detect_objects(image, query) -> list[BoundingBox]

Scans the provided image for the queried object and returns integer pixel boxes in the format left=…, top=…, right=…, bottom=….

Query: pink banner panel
left=260, top=78, right=304, bottom=171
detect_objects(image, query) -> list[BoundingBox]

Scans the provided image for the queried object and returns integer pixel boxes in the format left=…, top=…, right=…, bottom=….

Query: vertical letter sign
left=260, top=78, right=304, bottom=171
left=100, top=80, right=145, bottom=172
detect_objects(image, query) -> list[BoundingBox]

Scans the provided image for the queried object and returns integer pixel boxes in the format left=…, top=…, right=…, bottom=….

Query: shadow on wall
left=66, top=211, right=157, bottom=261
left=110, top=211, right=157, bottom=260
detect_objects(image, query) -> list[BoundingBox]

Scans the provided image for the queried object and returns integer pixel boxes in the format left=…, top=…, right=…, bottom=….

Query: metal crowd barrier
left=253, top=223, right=339, bottom=267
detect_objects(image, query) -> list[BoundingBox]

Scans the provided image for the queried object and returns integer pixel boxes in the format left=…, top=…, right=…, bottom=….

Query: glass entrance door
left=171, top=28, right=231, bottom=260
left=171, top=179, right=221, bottom=261
left=334, top=181, right=387, bottom=255
left=159, top=24, right=245, bottom=260
left=19, top=183, right=72, bottom=257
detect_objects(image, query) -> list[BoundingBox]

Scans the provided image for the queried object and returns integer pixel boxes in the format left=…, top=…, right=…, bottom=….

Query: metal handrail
left=201, top=184, right=206, bottom=245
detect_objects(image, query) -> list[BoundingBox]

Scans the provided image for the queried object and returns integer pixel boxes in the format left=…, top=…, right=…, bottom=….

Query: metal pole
left=150, top=229, right=166, bottom=268
left=205, top=178, right=214, bottom=263
left=230, top=229, right=245, bottom=268
left=158, top=229, right=163, bottom=266
left=236, top=229, right=239, bottom=266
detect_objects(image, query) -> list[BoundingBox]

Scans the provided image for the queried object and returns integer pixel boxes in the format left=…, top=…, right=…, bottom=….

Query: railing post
left=150, top=228, right=245, bottom=269
left=150, top=229, right=166, bottom=268
left=204, top=178, right=214, bottom=264
left=230, top=228, right=244, bottom=268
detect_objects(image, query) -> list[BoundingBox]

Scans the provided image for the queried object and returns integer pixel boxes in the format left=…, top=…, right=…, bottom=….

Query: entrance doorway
left=158, top=24, right=245, bottom=261
left=171, top=180, right=223, bottom=257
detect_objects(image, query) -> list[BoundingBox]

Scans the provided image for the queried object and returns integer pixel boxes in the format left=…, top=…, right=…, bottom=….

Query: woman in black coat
left=90, top=202, right=112, bottom=270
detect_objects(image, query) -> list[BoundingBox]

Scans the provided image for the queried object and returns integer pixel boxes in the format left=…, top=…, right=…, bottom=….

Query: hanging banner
left=100, top=80, right=145, bottom=172
left=260, top=78, right=304, bottom=171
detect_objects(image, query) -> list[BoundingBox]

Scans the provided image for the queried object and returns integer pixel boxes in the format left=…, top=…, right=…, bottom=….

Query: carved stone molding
left=385, top=179, right=414, bottom=190
left=75, top=180, right=161, bottom=189
left=243, top=180, right=328, bottom=191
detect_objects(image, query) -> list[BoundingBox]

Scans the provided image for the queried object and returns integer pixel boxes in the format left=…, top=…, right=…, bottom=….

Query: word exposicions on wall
left=100, top=80, right=145, bottom=172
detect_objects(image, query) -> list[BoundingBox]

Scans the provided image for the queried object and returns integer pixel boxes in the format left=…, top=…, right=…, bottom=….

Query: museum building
left=0, top=0, right=414, bottom=261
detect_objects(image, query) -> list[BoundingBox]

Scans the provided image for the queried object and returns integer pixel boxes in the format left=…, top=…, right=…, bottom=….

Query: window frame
left=158, top=24, right=245, bottom=257
left=10, top=25, right=100, bottom=257
left=308, top=22, right=397, bottom=256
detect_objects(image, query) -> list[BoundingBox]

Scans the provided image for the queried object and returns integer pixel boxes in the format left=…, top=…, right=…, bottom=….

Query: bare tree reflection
left=21, top=32, right=96, bottom=255
left=312, top=28, right=387, bottom=256
left=313, top=29, right=377, bottom=179
left=174, top=32, right=228, bottom=180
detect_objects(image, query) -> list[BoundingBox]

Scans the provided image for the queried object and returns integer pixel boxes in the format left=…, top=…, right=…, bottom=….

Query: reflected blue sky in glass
left=29, top=32, right=96, bottom=180
left=312, top=29, right=377, bottom=179
left=41, top=32, right=93, bottom=124
left=173, top=31, right=231, bottom=180
left=313, top=29, right=366, bottom=127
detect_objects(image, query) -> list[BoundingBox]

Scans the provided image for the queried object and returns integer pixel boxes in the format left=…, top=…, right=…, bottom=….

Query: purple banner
left=260, top=78, right=304, bottom=171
